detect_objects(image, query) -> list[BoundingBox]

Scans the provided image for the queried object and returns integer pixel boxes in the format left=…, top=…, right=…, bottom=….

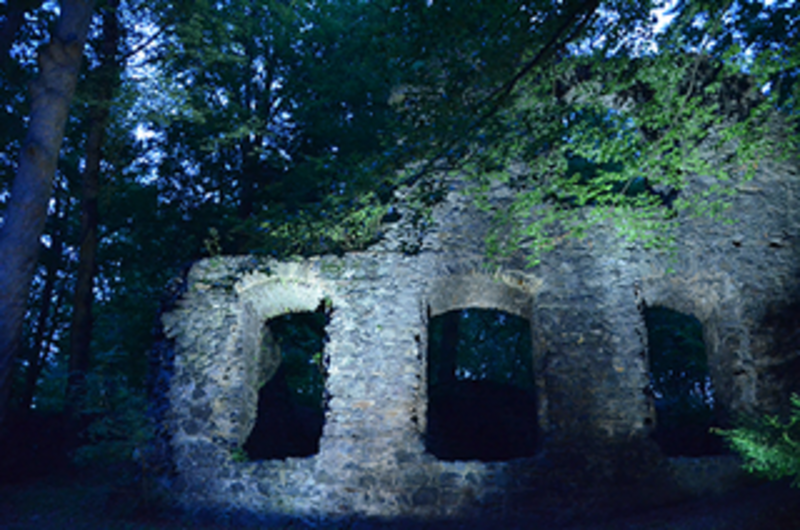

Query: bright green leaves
left=715, top=394, right=800, bottom=487
left=469, top=22, right=792, bottom=266
left=262, top=190, right=389, bottom=257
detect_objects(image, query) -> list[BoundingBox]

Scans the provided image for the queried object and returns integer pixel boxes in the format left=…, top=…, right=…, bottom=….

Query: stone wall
left=157, top=148, right=800, bottom=525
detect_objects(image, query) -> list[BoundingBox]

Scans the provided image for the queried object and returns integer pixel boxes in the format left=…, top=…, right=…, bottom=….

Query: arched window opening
left=426, top=308, right=537, bottom=461
left=645, top=306, right=723, bottom=456
left=243, top=301, right=330, bottom=460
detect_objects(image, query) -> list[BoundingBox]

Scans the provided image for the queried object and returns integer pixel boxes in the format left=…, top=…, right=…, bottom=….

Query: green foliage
left=230, top=447, right=249, bottom=463
left=714, top=394, right=800, bottom=487
left=475, top=46, right=788, bottom=266
left=72, top=372, right=153, bottom=469
left=70, top=344, right=155, bottom=469
left=28, top=356, right=70, bottom=414
left=90, top=0, right=800, bottom=272
left=20, top=347, right=155, bottom=473
left=454, top=1, right=799, bottom=267
left=263, top=191, right=389, bottom=257
left=145, top=0, right=408, bottom=258
left=203, top=227, right=223, bottom=257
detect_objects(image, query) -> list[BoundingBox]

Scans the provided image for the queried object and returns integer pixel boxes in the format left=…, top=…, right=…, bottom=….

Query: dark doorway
left=426, top=308, right=537, bottom=461
left=243, top=302, right=330, bottom=460
left=645, top=306, right=723, bottom=456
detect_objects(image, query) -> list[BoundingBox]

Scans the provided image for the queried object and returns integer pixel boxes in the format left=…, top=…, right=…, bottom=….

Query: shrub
left=714, top=394, right=800, bottom=486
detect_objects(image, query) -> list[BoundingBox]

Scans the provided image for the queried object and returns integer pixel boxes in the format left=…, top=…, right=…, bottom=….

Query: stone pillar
left=312, top=255, right=428, bottom=515
left=534, top=232, right=652, bottom=441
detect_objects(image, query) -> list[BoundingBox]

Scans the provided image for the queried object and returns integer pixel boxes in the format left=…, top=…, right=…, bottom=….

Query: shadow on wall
left=760, top=297, right=800, bottom=406
left=425, top=308, right=538, bottom=461
left=645, top=306, right=725, bottom=457
left=244, top=305, right=330, bottom=460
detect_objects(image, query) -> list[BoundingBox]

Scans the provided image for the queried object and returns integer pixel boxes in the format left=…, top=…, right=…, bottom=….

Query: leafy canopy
left=126, top=1, right=799, bottom=265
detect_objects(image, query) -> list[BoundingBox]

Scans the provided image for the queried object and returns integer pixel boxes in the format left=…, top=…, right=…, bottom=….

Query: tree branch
left=394, top=0, right=601, bottom=195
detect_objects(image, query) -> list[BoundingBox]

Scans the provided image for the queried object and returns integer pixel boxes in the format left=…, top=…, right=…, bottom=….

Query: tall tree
left=0, top=0, right=95, bottom=426
left=66, top=0, right=122, bottom=413
left=148, top=0, right=298, bottom=254
left=18, top=187, right=68, bottom=411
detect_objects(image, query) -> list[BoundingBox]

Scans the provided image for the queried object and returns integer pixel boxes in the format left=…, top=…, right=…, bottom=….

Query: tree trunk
left=67, top=0, right=120, bottom=412
left=237, top=134, right=263, bottom=222
left=20, top=285, right=66, bottom=412
left=0, top=0, right=95, bottom=427
left=19, top=194, right=67, bottom=412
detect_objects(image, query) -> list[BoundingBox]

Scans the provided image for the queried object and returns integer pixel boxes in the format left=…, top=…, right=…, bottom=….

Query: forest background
left=0, top=0, right=798, bottom=492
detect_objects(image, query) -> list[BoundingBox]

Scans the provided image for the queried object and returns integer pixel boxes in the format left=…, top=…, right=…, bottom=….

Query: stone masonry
left=158, top=144, right=800, bottom=525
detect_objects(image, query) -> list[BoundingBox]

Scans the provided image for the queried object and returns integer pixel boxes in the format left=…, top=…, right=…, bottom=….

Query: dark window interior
left=244, top=302, right=330, bottom=460
left=645, top=306, right=724, bottom=456
left=426, top=308, right=538, bottom=461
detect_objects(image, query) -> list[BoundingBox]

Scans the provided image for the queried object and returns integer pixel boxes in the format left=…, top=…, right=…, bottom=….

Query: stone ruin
left=155, top=145, right=800, bottom=526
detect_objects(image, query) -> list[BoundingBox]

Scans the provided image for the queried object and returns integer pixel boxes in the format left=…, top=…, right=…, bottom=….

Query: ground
left=1, top=471, right=799, bottom=529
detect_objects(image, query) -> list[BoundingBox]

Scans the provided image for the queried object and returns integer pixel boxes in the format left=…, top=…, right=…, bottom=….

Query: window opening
left=645, top=306, right=723, bottom=456
left=426, top=308, right=537, bottom=461
left=243, top=301, right=330, bottom=460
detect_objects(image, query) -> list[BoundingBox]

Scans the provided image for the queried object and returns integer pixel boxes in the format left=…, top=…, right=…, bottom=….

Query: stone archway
left=422, top=272, right=543, bottom=458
